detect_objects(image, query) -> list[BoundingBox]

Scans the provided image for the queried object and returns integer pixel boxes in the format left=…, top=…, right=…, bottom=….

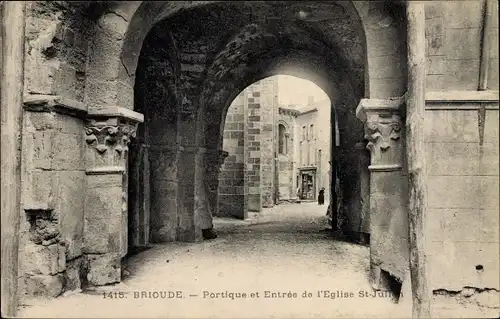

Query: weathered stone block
left=83, top=217, right=110, bottom=254
left=27, top=112, right=57, bottom=131
left=86, top=254, right=121, bottom=286
left=26, top=274, right=64, bottom=298
left=443, top=0, right=482, bottom=29
left=424, top=110, right=479, bottom=143
left=368, top=77, right=406, bottom=98
left=51, top=132, right=83, bottom=170
left=425, top=2, right=444, bottom=20
left=64, top=257, right=82, bottom=292
left=84, top=173, right=123, bottom=255
left=25, top=169, right=57, bottom=210
left=427, top=209, right=500, bottom=243
left=426, top=142, right=499, bottom=176
left=447, top=60, right=482, bottom=90
left=21, top=243, right=59, bottom=275
left=25, top=59, right=58, bottom=95
left=427, top=175, right=497, bottom=209
left=53, top=63, right=78, bottom=99
left=55, top=171, right=85, bottom=260
left=31, top=131, right=53, bottom=169
left=85, top=79, right=120, bottom=109
left=428, top=241, right=500, bottom=291
left=369, top=54, right=405, bottom=79
left=149, top=152, right=178, bottom=181
left=426, top=75, right=455, bottom=91
left=484, top=110, right=499, bottom=143
left=446, top=28, right=481, bottom=60
left=58, top=244, right=66, bottom=273
left=85, top=174, right=122, bottom=219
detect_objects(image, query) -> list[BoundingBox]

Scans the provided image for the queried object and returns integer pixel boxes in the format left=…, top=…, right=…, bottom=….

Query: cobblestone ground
left=18, top=203, right=410, bottom=318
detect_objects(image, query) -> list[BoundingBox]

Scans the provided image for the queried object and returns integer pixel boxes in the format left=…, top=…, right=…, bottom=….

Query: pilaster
left=83, top=106, right=143, bottom=286
left=204, top=150, right=229, bottom=216
left=356, top=95, right=410, bottom=290
left=177, top=146, right=203, bottom=242
left=148, top=144, right=182, bottom=243
left=196, top=149, right=229, bottom=229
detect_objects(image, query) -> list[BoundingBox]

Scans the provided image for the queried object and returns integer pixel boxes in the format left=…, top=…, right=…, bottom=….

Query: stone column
left=356, top=96, right=409, bottom=290
left=83, top=107, right=143, bottom=286
left=149, top=144, right=181, bottom=243
left=203, top=150, right=228, bottom=223
left=177, top=146, right=203, bottom=242
left=354, top=141, right=371, bottom=244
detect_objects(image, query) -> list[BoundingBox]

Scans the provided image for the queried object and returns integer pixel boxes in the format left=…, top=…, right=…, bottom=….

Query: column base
left=85, top=254, right=121, bottom=286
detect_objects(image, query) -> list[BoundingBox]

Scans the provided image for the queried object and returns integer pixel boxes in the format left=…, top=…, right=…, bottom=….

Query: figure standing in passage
left=318, top=187, right=325, bottom=205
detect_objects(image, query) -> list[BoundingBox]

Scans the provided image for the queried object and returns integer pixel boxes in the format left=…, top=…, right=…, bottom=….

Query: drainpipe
left=1, top=1, right=26, bottom=317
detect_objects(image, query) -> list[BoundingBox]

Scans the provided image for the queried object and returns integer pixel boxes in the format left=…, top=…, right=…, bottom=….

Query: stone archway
left=82, top=1, right=415, bottom=307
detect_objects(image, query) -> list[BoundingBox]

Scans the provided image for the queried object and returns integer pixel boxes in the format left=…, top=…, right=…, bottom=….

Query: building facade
left=294, top=98, right=331, bottom=202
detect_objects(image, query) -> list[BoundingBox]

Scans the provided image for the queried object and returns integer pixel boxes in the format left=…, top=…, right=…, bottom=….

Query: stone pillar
left=246, top=90, right=262, bottom=212
left=356, top=96, right=409, bottom=290
left=219, top=93, right=247, bottom=218
left=1, top=2, right=25, bottom=315
left=203, top=150, right=228, bottom=224
left=128, top=142, right=151, bottom=247
left=354, top=141, right=371, bottom=242
left=83, top=107, right=143, bottom=286
left=174, top=146, right=200, bottom=242
left=149, top=144, right=181, bottom=242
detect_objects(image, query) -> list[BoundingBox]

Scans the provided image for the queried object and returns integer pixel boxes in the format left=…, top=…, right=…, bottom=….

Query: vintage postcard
left=1, top=1, right=499, bottom=318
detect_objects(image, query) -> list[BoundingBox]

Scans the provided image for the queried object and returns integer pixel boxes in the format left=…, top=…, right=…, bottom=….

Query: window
left=310, top=124, right=314, bottom=140
left=302, top=126, right=306, bottom=141
left=278, top=124, right=287, bottom=154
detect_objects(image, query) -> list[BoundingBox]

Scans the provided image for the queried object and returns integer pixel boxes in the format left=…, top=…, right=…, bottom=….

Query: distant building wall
left=294, top=100, right=331, bottom=201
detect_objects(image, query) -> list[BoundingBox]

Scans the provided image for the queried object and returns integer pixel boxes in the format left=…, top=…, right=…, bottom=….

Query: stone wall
left=20, top=105, right=86, bottom=300
left=258, top=78, right=277, bottom=207
left=425, top=102, right=499, bottom=317
left=220, top=77, right=292, bottom=212
left=245, top=85, right=263, bottom=212
left=425, top=0, right=499, bottom=91
left=18, top=2, right=94, bottom=300
left=277, top=110, right=297, bottom=201
left=219, top=93, right=247, bottom=219
left=423, top=0, right=500, bottom=315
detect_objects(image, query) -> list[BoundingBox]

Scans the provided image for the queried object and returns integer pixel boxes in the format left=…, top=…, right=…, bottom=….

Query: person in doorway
left=318, top=187, right=325, bottom=205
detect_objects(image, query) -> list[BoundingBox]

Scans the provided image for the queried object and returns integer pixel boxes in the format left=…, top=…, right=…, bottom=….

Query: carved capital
left=365, top=114, right=402, bottom=155
left=84, top=107, right=143, bottom=173
left=356, top=96, right=406, bottom=169
left=85, top=122, right=137, bottom=158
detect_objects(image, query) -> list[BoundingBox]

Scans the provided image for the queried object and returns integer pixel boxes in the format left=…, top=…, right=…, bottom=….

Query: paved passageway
left=19, top=203, right=409, bottom=318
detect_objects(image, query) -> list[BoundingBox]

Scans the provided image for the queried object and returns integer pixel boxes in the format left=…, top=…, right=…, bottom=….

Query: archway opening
left=124, top=0, right=370, bottom=256
left=121, top=1, right=407, bottom=304
left=217, top=75, right=335, bottom=222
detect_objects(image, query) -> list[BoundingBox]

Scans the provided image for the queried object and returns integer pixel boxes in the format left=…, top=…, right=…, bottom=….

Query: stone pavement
left=18, top=203, right=410, bottom=318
